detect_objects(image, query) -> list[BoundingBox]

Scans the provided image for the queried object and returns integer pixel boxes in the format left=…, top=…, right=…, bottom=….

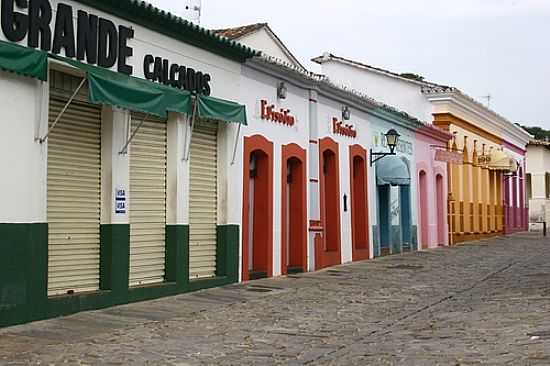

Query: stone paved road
left=1, top=233, right=550, bottom=365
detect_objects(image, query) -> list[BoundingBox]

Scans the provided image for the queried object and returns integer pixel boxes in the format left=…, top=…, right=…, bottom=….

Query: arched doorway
left=316, top=137, right=341, bottom=269
left=242, top=135, right=273, bottom=281
left=418, top=170, right=429, bottom=249
left=376, top=156, right=412, bottom=256
left=436, top=173, right=446, bottom=245
left=350, top=145, right=369, bottom=261
left=281, top=144, right=307, bottom=275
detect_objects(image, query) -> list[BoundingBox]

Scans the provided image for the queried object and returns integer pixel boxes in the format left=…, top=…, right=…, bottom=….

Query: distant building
left=214, top=23, right=306, bottom=71
left=526, top=140, right=550, bottom=224
left=312, top=52, right=532, bottom=243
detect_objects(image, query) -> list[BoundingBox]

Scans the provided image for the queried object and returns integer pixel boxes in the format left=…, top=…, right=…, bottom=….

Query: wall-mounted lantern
left=277, top=82, right=287, bottom=99
left=370, top=129, right=400, bottom=166
left=342, top=105, right=351, bottom=121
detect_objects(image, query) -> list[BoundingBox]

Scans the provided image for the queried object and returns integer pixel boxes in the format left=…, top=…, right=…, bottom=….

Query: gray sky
left=147, top=0, right=550, bottom=129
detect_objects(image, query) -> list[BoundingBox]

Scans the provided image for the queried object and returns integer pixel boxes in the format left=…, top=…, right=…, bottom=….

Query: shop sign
left=477, top=154, right=491, bottom=165
left=260, top=100, right=295, bottom=126
left=115, top=188, right=126, bottom=214
left=332, top=117, right=356, bottom=138
left=435, top=149, right=463, bottom=164
left=0, top=0, right=212, bottom=95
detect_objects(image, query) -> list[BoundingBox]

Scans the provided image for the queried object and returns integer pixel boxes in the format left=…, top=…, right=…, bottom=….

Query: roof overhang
left=424, top=89, right=532, bottom=147
left=246, top=56, right=424, bottom=132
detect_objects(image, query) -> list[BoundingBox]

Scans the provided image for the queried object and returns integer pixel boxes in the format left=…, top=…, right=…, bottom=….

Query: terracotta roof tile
left=213, top=23, right=267, bottom=40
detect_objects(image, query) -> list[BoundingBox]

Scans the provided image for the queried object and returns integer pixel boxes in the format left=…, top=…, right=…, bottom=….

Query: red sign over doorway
left=260, top=100, right=295, bottom=126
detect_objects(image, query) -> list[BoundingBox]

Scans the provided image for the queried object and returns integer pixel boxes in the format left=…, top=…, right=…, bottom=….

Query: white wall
left=527, top=145, right=550, bottom=221
left=0, top=72, right=47, bottom=222
left=320, top=61, right=433, bottom=123
left=235, top=66, right=310, bottom=277
left=239, top=29, right=299, bottom=68
left=0, top=0, right=244, bottom=225
left=0, top=0, right=242, bottom=103
left=316, top=95, right=373, bottom=263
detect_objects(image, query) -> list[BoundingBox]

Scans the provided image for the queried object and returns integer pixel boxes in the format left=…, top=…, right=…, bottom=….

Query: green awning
left=53, top=56, right=192, bottom=118
left=88, top=70, right=192, bottom=118
left=376, top=156, right=411, bottom=186
left=197, top=94, right=247, bottom=125
left=0, top=40, right=48, bottom=81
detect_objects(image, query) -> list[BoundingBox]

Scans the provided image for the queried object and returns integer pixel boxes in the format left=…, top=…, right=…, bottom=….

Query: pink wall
left=415, top=127, right=450, bottom=248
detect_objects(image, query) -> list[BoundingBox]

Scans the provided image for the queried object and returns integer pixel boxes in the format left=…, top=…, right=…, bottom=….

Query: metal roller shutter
left=189, top=119, right=218, bottom=279
left=47, top=97, right=101, bottom=296
left=129, top=114, right=167, bottom=286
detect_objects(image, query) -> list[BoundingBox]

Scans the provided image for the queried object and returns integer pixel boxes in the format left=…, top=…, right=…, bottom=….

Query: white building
left=312, top=52, right=532, bottom=241
left=526, top=140, right=550, bottom=225
left=0, top=3, right=429, bottom=328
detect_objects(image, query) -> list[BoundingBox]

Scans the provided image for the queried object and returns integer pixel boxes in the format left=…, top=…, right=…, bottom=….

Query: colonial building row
left=0, top=1, right=529, bottom=328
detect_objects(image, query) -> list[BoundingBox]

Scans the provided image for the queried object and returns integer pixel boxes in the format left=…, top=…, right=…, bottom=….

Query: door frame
left=349, top=145, right=369, bottom=261
left=316, top=137, right=342, bottom=269
left=241, top=135, right=274, bottom=281
left=281, top=143, right=307, bottom=275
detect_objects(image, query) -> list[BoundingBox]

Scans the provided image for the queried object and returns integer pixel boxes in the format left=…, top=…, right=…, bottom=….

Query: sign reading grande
left=435, top=149, right=463, bottom=164
left=260, top=100, right=295, bottom=126
left=0, top=0, right=212, bottom=95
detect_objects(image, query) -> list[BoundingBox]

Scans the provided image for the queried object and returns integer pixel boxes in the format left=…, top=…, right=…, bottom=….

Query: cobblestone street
left=1, top=232, right=550, bottom=365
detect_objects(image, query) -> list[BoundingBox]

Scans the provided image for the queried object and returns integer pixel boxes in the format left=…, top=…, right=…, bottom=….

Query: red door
left=281, top=144, right=307, bottom=275
left=242, top=135, right=273, bottom=281
left=350, top=145, right=369, bottom=261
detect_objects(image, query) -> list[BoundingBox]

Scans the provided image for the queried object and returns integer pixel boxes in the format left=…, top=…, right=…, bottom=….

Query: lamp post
left=370, top=129, right=400, bottom=166
left=277, top=82, right=287, bottom=99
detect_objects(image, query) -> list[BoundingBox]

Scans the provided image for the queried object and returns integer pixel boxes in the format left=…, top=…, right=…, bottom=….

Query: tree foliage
left=522, top=125, right=550, bottom=140
left=399, top=73, right=425, bottom=81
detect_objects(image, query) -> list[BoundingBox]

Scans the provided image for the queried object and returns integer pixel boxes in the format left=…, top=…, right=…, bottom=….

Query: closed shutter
left=47, top=97, right=101, bottom=296
left=129, top=114, right=167, bottom=286
left=189, top=119, right=218, bottom=279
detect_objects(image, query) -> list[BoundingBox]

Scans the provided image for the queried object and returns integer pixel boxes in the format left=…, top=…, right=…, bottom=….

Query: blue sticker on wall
left=115, top=188, right=126, bottom=214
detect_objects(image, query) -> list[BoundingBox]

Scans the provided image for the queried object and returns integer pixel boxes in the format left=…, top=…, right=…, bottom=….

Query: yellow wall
left=434, top=113, right=504, bottom=244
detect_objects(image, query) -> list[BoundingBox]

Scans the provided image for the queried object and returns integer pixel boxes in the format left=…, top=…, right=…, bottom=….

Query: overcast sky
left=146, top=0, right=550, bottom=129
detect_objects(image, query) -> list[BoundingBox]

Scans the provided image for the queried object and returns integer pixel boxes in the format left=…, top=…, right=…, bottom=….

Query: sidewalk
left=1, top=233, right=549, bottom=365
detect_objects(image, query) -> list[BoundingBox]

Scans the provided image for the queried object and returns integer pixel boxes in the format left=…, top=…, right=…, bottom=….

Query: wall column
left=307, top=90, right=321, bottom=270
left=100, top=107, right=130, bottom=296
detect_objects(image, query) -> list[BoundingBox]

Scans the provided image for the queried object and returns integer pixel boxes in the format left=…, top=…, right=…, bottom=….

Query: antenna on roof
left=184, top=0, right=202, bottom=24
left=481, top=94, right=491, bottom=108
left=195, top=0, right=202, bottom=24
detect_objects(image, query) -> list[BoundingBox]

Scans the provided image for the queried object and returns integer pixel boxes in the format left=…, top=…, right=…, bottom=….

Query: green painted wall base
left=0, top=223, right=240, bottom=328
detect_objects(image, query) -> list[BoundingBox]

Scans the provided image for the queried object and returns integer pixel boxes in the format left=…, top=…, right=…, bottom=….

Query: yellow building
left=428, top=91, right=530, bottom=244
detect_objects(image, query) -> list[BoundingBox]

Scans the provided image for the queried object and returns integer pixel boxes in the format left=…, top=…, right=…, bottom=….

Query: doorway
left=281, top=144, right=307, bottom=275
left=436, top=174, right=446, bottom=245
left=242, top=135, right=273, bottom=281
left=376, top=156, right=412, bottom=256
left=419, top=170, right=429, bottom=249
left=378, top=185, right=391, bottom=256
left=317, top=137, right=341, bottom=269
left=350, top=146, right=369, bottom=261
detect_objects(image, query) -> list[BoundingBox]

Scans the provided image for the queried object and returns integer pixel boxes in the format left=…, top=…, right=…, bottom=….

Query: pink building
left=415, top=125, right=453, bottom=248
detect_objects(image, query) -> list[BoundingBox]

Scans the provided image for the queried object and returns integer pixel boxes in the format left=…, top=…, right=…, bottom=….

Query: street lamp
left=277, top=82, right=287, bottom=99
left=370, top=129, right=400, bottom=166
left=342, top=105, right=351, bottom=121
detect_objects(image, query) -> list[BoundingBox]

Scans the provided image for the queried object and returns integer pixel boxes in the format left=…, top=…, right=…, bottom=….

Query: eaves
left=73, top=0, right=259, bottom=63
